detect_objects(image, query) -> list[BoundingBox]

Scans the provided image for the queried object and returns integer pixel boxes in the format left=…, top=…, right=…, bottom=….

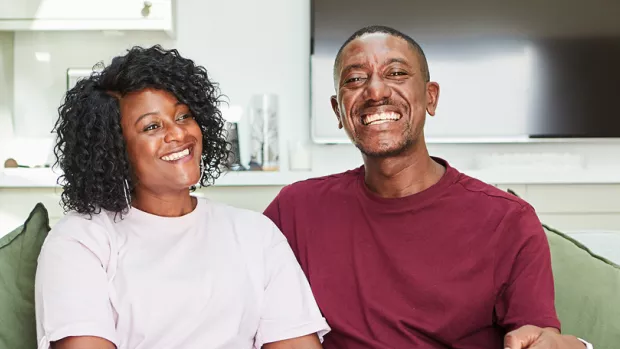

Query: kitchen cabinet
left=0, top=0, right=174, bottom=35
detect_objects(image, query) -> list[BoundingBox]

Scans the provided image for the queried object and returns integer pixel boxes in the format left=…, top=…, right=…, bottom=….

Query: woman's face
left=119, top=88, right=203, bottom=194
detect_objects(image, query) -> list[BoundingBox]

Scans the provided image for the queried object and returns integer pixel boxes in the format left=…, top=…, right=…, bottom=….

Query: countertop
left=2, top=166, right=620, bottom=188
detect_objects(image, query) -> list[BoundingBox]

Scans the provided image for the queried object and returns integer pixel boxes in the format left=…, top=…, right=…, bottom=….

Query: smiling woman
left=36, top=45, right=329, bottom=349
left=53, top=45, right=228, bottom=216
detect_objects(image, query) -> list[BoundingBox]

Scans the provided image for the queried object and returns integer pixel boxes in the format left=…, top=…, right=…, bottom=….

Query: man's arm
left=494, top=205, right=591, bottom=348
left=494, top=205, right=561, bottom=331
left=263, top=334, right=323, bottom=349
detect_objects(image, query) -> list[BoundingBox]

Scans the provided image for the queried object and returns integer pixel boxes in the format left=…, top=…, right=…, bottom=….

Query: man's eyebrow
left=384, top=57, right=409, bottom=66
left=341, top=63, right=369, bottom=76
left=341, top=58, right=409, bottom=75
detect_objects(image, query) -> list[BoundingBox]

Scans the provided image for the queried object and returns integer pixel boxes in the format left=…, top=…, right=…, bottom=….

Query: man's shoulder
left=450, top=171, right=543, bottom=244
left=278, top=167, right=362, bottom=200
left=453, top=171, right=531, bottom=212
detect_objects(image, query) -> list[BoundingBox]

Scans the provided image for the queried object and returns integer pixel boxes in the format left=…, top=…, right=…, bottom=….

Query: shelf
left=0, top=168, right=322, bottom=188
left=212, top=170, right=320, bottom=186
left=0, top=168, right=61, bottom=188
left=2, top=167, right=620, bottom=189
left=463, top=168, right=620, bottom=185
left=314, top=136, right=620, bottom=145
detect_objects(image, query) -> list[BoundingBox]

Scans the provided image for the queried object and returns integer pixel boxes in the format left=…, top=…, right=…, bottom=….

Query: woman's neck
left=131, top=188, right=196, bottom=217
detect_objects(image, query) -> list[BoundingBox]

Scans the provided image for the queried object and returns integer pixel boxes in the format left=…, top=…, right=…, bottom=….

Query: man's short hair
left=333, top=25, right=430, bottom=86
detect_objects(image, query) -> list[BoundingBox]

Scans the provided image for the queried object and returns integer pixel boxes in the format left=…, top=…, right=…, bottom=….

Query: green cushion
left=0, top=203, right=50, bottom=349
left=506, top=188, right=620, bottom=347
left=544, top=224, right=620, bottom=348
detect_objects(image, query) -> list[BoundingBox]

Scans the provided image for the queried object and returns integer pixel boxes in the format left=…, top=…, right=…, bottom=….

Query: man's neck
left=132, top=187, right=196, bottom=217
left=363, top=144, right=445, bottom=198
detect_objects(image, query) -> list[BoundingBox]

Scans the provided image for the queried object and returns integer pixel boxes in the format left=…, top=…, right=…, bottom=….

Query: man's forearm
left=563, top=335, right=589, bottom=349
left=545, top=328, right=588, bottom=348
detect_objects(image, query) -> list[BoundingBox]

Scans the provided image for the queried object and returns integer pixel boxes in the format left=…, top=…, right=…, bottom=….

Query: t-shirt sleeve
left=254, top=220, right=330, bottom=348
left=263, top=192, right=282, bottom=229
left=494, top=205, right=561, bottom=332
left=35, top=222, right=118, bottom=349
left=263, top=186, right=301, bottom=259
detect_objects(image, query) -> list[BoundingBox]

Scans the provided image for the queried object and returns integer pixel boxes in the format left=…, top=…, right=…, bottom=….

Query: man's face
left=331, top=33, right=439, bottom=157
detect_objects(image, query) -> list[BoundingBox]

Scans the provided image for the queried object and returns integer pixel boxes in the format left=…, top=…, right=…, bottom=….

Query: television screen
left=311, top=0, right=620, bottom=142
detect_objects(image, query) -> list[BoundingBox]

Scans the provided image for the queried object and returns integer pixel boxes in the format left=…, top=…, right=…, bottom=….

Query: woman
left=35, top=45, right=329, bottom=349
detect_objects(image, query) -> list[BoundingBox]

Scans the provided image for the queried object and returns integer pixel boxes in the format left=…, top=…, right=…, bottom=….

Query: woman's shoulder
left=40, top=210, right=118, bottom=268
left=52, top=209, right=116, bottom=232
left=46, top=210, right=117, bottom=248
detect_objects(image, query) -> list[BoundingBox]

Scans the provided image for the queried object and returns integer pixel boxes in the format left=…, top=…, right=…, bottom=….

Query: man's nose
left=364, top=74, right=392, bottom=102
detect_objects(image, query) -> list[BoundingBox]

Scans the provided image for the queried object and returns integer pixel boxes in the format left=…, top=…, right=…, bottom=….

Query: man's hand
left=504, top=325, right=586, bottom=349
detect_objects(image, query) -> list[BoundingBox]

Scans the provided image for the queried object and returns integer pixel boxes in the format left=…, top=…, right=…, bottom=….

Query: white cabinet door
left=18, top=0, right=166, bottom=20
left=0, top=0, right=173, bottom=32
left=0, top=2, right=36, bottom=19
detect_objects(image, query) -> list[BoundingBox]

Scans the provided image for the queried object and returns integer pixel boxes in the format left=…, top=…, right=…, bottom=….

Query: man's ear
left=425, top=82, right=440, bottom=117
left=330, top=95, right=343, bottom=129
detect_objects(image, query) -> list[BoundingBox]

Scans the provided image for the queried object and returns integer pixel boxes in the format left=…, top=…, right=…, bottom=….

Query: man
left=264, top=26, right=591, bottom=348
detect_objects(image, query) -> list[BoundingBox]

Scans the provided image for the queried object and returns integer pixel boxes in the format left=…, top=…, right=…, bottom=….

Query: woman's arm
left=263, top=334, right=323, bottom=349
left=52, top=336, right=116, bottom=349
left=252, top=219, right=330, bottom=348
left=35, top=221, right=118, bottom=348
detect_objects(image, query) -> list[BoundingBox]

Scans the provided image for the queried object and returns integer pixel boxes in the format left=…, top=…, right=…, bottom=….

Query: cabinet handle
left=141, top=1, right=152, bottom=17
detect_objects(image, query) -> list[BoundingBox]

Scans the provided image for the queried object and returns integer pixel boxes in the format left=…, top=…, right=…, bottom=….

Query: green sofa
left=0, top=203, right=618, bottom=349
left=0, top=203, right=49, bottom=349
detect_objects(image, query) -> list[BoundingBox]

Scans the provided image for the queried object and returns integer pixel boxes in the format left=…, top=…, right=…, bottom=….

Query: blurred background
left=0, top=0, right=619, bottom=262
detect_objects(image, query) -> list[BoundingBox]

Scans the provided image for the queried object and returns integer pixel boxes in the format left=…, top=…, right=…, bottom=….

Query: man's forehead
left=340, top=33, right=415, bottom=65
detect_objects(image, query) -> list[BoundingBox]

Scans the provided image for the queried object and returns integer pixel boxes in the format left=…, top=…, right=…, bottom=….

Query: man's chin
left=357, top=141, right=412, bottom=158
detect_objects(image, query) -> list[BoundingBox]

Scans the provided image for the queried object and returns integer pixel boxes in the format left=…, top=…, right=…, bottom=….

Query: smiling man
left=264, top=26, right=591, bottom=348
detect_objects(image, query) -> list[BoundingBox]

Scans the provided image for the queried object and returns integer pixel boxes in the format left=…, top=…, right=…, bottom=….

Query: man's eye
left=344, top=77, right=366, bottom=84
left=390, top=71, right=407, bottom=76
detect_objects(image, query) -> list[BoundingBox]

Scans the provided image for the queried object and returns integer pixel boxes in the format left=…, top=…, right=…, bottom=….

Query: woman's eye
left=143, top=124, right=159, bottom=132
left=177, top=114, right=193, bottom=121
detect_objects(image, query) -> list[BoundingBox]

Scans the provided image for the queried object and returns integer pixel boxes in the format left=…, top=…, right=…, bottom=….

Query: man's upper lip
left=360, top=106, right=401, bottom=117
left=160, top=143, right=194, bottom=157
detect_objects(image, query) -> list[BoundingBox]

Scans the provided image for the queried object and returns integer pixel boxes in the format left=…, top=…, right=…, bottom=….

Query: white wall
left=1, top=0, right=620, bottom=237
left=1, top=0, right=312, bottom=171
left=3, top=0, right=620, bottom=172
left=0, top=32, right=13, bottom=147
left=0, top=0, right=314, bottom=231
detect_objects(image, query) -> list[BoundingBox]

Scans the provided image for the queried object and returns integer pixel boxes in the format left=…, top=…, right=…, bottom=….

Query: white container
left=248, top=94, right=279, bottom=171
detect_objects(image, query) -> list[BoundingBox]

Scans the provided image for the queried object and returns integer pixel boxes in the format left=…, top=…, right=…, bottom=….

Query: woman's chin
left=174, top=174, right=203, bottom=190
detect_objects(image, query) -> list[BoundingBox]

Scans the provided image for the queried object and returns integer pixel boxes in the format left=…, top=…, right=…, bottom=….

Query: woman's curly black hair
left=53, top=45, right=231, bottom=216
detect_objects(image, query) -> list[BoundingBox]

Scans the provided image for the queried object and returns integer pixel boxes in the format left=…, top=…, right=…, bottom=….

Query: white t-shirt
left=35, top=197, right=329, bottom=349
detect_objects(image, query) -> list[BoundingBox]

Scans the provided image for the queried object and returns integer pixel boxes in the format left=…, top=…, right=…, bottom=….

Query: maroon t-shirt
left=263, top=158, right=560, bottom=349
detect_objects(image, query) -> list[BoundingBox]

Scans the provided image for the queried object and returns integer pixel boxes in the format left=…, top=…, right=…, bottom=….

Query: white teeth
left=362, top=112, right=401, bottom=125
left=161, top=148, right=190, bottom=161
left=370, top=119, right=392, bottom=125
